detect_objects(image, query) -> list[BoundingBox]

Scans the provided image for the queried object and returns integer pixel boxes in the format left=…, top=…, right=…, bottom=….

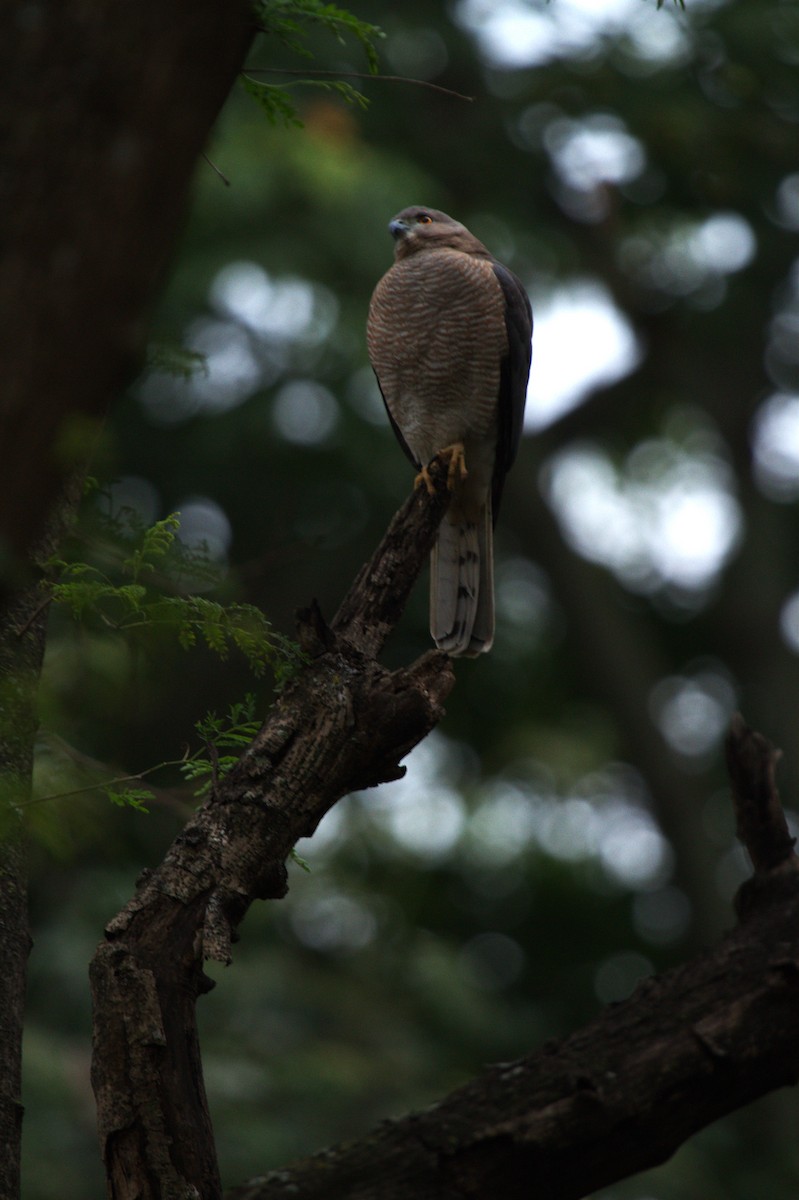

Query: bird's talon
left=414, top=465, right=437, bottom=496
left=441, top=442, right=468, bottom=490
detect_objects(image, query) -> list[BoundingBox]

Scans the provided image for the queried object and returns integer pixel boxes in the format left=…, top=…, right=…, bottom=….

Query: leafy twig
left=30, top=696, right=267, bottom=812
left=50, top=512, right=305, bottom=685
left=25, top=757, right=190, bottom=809
left=245, top=0, right=384, bottom=125
left=180, top=696, right=262, bottom=798
left=244, top=67, right=474, bottom=103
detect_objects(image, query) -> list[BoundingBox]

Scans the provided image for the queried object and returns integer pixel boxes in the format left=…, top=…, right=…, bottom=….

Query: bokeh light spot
left=525, top=282, right=641, bottom=429
left=272, top=380, right=339, bottom=446
left=752, top=392, right=799, bottom=500
left=458, top=932, right=525, bottom=992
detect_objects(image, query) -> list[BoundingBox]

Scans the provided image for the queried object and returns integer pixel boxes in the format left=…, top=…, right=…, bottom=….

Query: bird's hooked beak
left=389, top=217, right=409, bottom=240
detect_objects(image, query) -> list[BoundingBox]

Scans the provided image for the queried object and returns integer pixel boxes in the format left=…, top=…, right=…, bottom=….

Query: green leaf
left=301, top=77, right=370, bottom=111
left=103, top=786, right=153, bottom=813
left=244, top=1, right=383, bottom=124
left=51, top=578, right=117, bottom=619
left=181, top=695, right=264, bottom=797
left=123, top=512, right=181, bottom=582
left=242, top=75, right=304, bottom=128
left=113, top=584, right=148, bottom=612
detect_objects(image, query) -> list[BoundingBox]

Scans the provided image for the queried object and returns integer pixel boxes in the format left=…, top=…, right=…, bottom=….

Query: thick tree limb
left=89, top=461, right=799, bottom=1199
left=89, top=465, right=455, bottom=1199
left=223, top=717, right=799, bottom=1200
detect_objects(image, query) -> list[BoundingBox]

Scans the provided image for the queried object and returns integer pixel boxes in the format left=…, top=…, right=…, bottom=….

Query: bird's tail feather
left=430, top=499, right=494, bottom=657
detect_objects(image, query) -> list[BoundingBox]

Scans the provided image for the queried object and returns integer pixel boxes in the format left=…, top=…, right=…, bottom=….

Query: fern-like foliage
left=33, top=695, right=265, bottom=815
left=184, top=699, right=313, bottom=870
left=35, top=500, right=309, bottom=822
left=241, top=76, right=306, bottom=128
left=245, top=0, right=383, bottom=126
left=90, top=696, right=314, bottom=875
left=92, top=695, right=264, bottom=811
left=254, top=0, right=381, bottom=68
left=104, top=786, right=153, bottom=813
left=180, top=694, right=263, bottom=798
left=50, top=512, right=304, bottom=686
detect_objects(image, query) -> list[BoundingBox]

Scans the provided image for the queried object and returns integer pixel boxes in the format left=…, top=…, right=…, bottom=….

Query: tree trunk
left=0, top=0, right=253, bottom=588
left=0, top=580, right=52, bottom=1196
left=0, top=6, right=253, bottom=1179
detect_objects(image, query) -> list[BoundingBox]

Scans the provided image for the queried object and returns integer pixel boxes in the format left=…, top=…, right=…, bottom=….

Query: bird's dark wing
left=372, top=370, right=421, bottom=468
left=491, top=261, right=533, bottom=520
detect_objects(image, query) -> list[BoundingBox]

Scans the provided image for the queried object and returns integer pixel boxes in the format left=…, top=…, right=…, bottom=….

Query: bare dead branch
left=725, top=712, right=796, bottom=875
left=227, top=884, right=799, bottom=1200
left=90, top=463, right=455, bottom=1199
left=226, top=717, right=799, bottom=1200
left=88, top=463, right=799, bottom=1200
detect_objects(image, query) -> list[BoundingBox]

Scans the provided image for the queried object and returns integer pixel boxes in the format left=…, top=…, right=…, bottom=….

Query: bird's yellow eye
left=417, top=213, right=433, bottom=225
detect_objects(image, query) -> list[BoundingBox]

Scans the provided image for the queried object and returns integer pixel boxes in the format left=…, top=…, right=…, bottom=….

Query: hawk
left=367, top=206, right=533, bottom=657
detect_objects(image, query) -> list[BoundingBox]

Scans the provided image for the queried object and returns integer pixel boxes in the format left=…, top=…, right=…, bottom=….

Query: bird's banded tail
left=430, top=499, right=494, bottom=657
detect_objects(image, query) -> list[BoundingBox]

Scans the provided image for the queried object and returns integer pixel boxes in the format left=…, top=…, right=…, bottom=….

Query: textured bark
left=227, top=902, right=799, bottom=1200
left=0, top=0, right=252, bottom=583
left=725, top=714, right=796, bottom=875
left=88, top=465, right=799, bottom=1200
left=222, top=719, right=799, bottom=1200
left=0, top=567, right=57, bottom=1198
left=90, top=465, right=456, bottom=1199
left=0, top=840, right=29, bottom=1200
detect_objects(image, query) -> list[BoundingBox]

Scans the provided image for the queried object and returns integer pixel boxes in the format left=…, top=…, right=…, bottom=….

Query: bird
left=367, top=206, right=533, bottom=657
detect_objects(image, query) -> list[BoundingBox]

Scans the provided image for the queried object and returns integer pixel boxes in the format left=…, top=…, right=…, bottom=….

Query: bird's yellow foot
left=440, top=442, right=468, bottom=490
left=414, top=444, right=468, bottom=495
left=414, top=464, right=437, bottom=496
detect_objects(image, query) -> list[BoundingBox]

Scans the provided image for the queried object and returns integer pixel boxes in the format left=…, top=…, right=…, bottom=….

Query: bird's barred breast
left=367, top=250, right=508, bottom=467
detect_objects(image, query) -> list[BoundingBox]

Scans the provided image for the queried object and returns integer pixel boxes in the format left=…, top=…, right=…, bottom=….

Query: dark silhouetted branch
left=90, top=464, right=455, bottom=1199
left=225, top=717, right=799, bottom=1200
left=89, top=461, right=799, bottom=1200
left=726, top=712, right=796, bottom=877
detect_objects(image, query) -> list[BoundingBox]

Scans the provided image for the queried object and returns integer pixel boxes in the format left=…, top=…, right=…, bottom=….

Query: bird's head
left=388, top=207, right=490, bottom=261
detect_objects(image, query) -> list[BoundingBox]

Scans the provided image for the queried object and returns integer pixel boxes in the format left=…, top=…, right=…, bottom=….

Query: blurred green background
left=20, top=0, right=799, bottom=1195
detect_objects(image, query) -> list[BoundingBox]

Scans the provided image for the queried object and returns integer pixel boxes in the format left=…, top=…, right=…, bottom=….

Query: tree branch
left=726, top=713, right=796, bottom=879
left=243, top=65, right=474, bottom=103
left=224, top=715, right=799, bottom=1200
left=88, top=446, right=799, bottom=1199
left=89, top=462, right=455, bottom=1199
